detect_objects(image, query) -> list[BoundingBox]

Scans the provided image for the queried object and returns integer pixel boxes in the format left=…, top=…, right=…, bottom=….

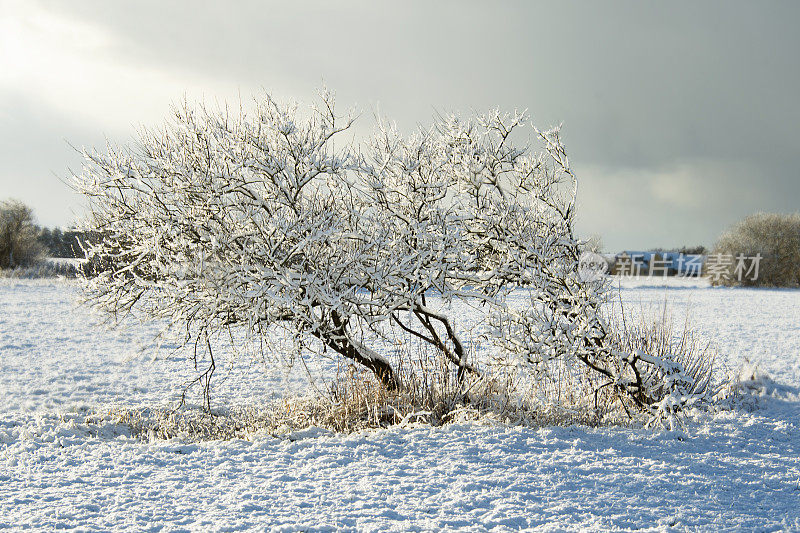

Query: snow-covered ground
left=1, top=278, right=799, bottom=531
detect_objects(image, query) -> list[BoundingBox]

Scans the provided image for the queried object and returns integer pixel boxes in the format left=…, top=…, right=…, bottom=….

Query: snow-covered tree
left=713, top=212, right=800, bottom=287
left=74, top=90, right=708, bottom=418
left=0, top=199, right=43, bottom=269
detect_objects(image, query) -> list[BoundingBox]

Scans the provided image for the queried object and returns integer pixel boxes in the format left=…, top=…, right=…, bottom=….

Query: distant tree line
left=37, top=227, right=85, bottom=258
left=649, top=245, right=708, bottom=256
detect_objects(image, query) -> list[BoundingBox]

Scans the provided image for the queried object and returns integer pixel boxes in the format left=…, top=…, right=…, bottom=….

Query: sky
left=1, top=0, right=798, bottom=251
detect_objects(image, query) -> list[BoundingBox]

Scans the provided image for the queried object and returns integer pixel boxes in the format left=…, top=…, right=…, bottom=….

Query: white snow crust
left=1, top=278, right=799, bottom=531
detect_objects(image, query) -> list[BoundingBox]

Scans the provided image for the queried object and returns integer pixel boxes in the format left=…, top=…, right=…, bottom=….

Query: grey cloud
left=43, top=1, right=800, bottom=161
left=7, top=0, right=800, bottom=247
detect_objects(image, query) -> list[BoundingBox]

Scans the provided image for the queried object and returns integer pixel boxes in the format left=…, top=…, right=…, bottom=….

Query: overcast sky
left=2, top=0, right=798, bottom=251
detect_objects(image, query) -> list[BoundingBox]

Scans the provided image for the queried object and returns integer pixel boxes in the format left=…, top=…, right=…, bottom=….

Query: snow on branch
left=74, top=90, right=709, bottom=420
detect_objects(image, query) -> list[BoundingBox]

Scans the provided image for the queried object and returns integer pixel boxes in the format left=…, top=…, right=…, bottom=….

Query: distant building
left=613, top=251, right=705, bottom=277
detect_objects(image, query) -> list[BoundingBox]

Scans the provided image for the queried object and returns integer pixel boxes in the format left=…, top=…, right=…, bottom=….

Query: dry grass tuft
left=610, top=306, right=717, bottom=407
left=102, top=344, right=616, bottom=442
left=100, top=310, right=723, bottom=441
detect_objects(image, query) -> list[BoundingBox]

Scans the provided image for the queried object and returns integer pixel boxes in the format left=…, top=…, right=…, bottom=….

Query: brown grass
left=99, top=311, right=720, bottom=441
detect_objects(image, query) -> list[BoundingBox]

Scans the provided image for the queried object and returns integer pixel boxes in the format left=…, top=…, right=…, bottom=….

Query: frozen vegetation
left=1, top=278, right=799, bottom=531
left=73, top=92, right=721, bottom=423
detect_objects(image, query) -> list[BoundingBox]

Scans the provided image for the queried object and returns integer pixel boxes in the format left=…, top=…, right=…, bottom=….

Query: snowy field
left=1, top=278, right=799, bottom=531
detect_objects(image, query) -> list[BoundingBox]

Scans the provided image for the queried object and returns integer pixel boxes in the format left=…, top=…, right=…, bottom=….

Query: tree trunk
left=322, top=334, right=401, bottom=391
left=412, top=305, right=480, bottom=382
left=320, top=311, right=401, bottom=391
